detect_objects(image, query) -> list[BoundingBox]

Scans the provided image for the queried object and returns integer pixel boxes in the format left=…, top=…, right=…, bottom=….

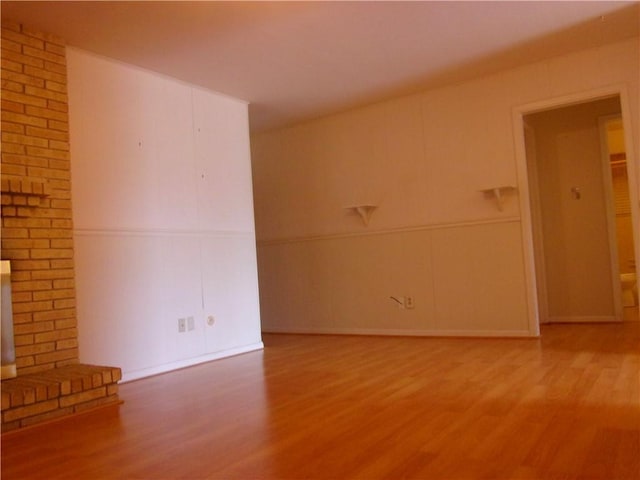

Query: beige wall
left=251, top=38, right=639, bottom=336
left=607, top=120, right=626, bottom=155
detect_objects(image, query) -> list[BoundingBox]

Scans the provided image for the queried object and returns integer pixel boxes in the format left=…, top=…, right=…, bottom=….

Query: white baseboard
left=120, top=342, right=264, bottom=383
left=547, top=316, right=619, bottom=324
left=262, top=326, right=535, bottom=338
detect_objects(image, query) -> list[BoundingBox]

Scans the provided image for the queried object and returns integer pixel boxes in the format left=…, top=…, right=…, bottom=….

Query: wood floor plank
left=2, top=322, right=639, bottom=479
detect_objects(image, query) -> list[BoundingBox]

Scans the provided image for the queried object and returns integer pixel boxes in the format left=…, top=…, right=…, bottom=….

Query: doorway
left=514, top=91, right=639, bottom=328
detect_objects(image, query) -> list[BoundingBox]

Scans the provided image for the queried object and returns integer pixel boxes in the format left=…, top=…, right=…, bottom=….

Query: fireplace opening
left=1, top=260, right=16, bottom=379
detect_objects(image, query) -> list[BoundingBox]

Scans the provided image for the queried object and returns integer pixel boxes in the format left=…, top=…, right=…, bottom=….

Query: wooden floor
left=2, top=322, right=639, bottom=479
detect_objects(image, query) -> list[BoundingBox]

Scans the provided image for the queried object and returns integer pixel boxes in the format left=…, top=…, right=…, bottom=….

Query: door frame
left=522, top=121, right=550, bottom=325
left=598, top=113, right=626, bottom=321
left=512, top=85, right=639, bottom=333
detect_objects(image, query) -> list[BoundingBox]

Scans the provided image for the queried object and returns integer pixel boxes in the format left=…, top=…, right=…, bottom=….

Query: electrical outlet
left=187, top=316, right=195, bottom=331
left=405, top=296, right=415, bottom=309
left=207, top=315, right=215, bottom=326
left=178, top=318, right=186, bottom=333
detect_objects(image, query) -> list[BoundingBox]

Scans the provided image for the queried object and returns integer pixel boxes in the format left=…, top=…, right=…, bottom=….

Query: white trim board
left=262, top=327, right=536, bottom=338
left=546, top=316, right=618, bottom=324
left=74, top=228, right=255, bottom=238
left=257, top=216, right=521, bottom=247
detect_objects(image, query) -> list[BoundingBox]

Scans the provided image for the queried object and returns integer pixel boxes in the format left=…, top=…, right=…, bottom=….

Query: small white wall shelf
left=479, top=186, right=517, bottom=211
left=344, top=204, right=377, bottom=226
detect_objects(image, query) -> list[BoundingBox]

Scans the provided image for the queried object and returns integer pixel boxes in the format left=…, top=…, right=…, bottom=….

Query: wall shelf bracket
left=479, top=186, right=517, bottom=211
left=344, top=204, right=377, bottom=226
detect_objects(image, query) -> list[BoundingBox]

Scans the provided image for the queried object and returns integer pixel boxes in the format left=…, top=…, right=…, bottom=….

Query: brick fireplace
left=1, top=20, right=121, bottom=431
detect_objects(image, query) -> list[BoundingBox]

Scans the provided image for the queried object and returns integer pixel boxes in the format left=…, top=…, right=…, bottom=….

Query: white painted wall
left=251, top=38, right=639, bottom=337
left=67, top=48, right=262, bottom=381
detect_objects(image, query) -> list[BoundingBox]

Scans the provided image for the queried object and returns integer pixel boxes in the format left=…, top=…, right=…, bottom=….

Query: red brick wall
left=1, top=20, right=79, bottom=375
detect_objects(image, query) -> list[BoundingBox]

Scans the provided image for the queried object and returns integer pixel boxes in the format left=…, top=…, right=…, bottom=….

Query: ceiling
left=2, top=1, right=638, bottom=132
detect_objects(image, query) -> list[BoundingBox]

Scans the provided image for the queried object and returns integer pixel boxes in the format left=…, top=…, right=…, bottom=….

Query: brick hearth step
left=1, top=364, right=122, bottom=432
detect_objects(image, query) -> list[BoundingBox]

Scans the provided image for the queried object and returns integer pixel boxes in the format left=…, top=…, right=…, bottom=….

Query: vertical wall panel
left=202, top=235, right=262, bottom=352
left=193, top=89, right=255, bottom=232
left=69, top=50, right=199, bottom=231
left=68, top=49, right=262, bottom=380
left=74, top=235, right=168, bottom=372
